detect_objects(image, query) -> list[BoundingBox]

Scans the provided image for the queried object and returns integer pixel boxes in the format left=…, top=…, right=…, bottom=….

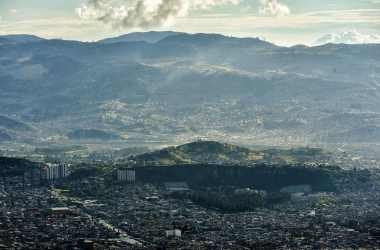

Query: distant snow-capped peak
left=314, top=30, right=380, bottom=45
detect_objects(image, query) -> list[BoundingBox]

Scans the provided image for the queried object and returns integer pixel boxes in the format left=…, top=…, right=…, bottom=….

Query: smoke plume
left=259, top=0, right=290, bottom=17
left=77, top=0, right=240, bottom=29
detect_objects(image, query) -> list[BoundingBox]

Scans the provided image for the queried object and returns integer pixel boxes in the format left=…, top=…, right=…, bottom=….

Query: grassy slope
left=131, top=141, right=330, bottom=166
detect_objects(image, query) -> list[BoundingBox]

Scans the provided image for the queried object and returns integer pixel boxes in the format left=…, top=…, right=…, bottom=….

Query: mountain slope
left=0, top=32, right=379, bottom=149
left=67, top=129, right=121, bottom=141
left=0, top=115, right=31, bottom=131
left=0, top=131, right=11, bottom=142
left=0, top=34, right=44, bottom=43
left=99, top=31, right=183, bottom=44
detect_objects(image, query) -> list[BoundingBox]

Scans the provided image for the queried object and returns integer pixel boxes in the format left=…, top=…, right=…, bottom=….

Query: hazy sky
left=0, top=0, right=379, bottom=45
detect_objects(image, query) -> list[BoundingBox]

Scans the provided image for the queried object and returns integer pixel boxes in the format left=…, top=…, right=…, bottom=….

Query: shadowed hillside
left=0, top=157, right=39, bottom=177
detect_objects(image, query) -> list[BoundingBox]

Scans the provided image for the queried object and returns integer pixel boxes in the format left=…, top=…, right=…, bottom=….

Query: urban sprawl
left=1, top=161, right=380, bottom=250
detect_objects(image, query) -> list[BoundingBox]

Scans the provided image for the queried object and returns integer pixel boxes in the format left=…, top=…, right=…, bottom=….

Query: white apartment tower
left=117, top=169, right=136, bottom=183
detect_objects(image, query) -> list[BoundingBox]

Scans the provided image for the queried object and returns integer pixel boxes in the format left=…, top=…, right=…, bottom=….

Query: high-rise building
left=42, top=164, right=71, bottom=181
left=126, top=169, right=136, bottom=183
left=117, top=169, right=136, bottom=183
left=117, top=170, right=127, bottom=182
left=58, top=164, right=70, bottom=178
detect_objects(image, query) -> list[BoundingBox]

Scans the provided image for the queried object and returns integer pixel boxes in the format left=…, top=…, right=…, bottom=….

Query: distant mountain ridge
left=99, top=31, right=184, bottom=44
left=158, top=33, right=274, bottom=48
left=0, top=34, right=44, bottom=44
left=0, top=31, right=379, bottom=149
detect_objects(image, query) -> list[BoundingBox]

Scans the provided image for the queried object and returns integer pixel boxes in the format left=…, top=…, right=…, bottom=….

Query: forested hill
left=130, top=141, right=330, bottom=166
left=0, top=157, right=39, bottom=177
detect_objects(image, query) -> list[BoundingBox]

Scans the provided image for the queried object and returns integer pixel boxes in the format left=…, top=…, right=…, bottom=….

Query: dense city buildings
left=1, top=167, right=380, bottom=249
left=0, top=150, right=379, bottom=249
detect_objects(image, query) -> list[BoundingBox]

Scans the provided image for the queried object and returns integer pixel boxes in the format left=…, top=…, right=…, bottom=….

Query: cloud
left=259, top=0, right=290, bottom=17
left=76, top=0, right=240, bottom=29
left=314, top=30, right=380, bottom=45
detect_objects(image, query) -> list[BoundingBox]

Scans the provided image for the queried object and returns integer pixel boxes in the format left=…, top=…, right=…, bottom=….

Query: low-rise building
left=165, top=229, right=182, bottom=238
left=164, top=182, right=190, bottom=193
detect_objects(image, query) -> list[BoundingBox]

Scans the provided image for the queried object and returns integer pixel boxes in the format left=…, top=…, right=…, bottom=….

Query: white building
left=43, top=164, right=71, bottom=181
left=164, top=182, right=190, bottom=192
left=117, top=169, right=136, bottom=183
left=165, top=229, right=182, bottom=238
left=126, top=169, right=136, bottom=183
left=117, top=170, right=127, bottom=182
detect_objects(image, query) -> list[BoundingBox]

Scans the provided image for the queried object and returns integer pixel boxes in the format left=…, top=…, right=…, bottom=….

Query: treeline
left=135, top=164, right=339, bottom=192
left=171, top=190, right=291, bottom=213
left=0, top=157, right=38, bottom=177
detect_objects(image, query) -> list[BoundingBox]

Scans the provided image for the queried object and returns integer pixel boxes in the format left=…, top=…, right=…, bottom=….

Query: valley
left=0, top=32, right=379, bottom=163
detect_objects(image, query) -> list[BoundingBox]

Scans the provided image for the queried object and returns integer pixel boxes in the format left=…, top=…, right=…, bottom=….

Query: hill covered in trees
left=0, top=157, right=39, bottom=177
left=130, top=141, right=330, bottom=166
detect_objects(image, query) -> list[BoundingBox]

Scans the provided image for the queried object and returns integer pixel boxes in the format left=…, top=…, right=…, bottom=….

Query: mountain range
left=0, top=31, right=379, bottom=153
left=98, top=31, right=184, bottom=44
left=0, top=34, right=45, bottom=45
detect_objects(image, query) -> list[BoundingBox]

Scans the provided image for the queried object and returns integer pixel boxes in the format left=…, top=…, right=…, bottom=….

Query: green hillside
left=130, top=141, right=330, bottom=166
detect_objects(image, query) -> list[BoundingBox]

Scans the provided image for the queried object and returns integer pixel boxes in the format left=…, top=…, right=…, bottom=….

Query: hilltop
left=130, top=141, right=330, bottom=166
left=0, top=34, right=44, bottom=44
left=99, top=31, right=184, bottom=44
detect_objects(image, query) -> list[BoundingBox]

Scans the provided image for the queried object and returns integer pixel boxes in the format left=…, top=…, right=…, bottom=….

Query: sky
left=0, top=0, right=379, bottom=46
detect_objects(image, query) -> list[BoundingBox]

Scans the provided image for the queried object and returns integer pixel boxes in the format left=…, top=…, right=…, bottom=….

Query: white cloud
left=314, top=30, right=380, bottom=45
left=76, top=0, right=240, bottom=29
left=259, top=0, right=290, bottom=17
